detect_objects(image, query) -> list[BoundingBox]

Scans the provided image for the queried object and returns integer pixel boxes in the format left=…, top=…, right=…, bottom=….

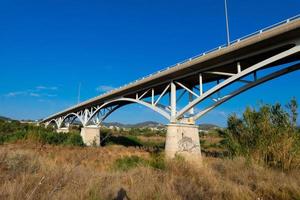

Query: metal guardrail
left=101, top=14, right=300, bottom=96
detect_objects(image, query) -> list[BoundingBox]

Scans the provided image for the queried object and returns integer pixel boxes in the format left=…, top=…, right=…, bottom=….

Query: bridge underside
left=43, top=19, right=300, bottom=161
left=45, top=44, right=300, bottom=128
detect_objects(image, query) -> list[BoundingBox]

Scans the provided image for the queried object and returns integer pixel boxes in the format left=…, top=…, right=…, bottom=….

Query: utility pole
left=77, top=82, right=81, bottom=104
left=224, top=0, right=231, bottom=46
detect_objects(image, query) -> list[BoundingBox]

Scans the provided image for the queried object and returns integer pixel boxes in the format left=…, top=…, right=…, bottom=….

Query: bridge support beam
left=80, top=126, right=101, bottom=146
left=165, top=123, right=201, bottom=163
left=56, top=127, right=69, bottom=133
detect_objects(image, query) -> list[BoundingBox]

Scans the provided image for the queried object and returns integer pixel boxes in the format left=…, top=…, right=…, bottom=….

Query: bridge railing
left=101, top=14, right=300, bottom=97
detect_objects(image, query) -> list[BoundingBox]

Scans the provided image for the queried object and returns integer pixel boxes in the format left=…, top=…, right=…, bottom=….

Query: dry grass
left=137, top=135, right=165, bottom=143
left=1, top=142, right=300, bottom=200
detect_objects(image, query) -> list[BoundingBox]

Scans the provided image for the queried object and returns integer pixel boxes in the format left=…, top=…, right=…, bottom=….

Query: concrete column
left=188, top=92, right=194, bottom=115
left=165, top=123, right=201, bottom=162
left=199, top=73, right=203, bottom=95
left=56, top=127, right=69, bottom=133
left=170, top=81, right=176, bottom=122
left=80, top=126, right=101, bottom=146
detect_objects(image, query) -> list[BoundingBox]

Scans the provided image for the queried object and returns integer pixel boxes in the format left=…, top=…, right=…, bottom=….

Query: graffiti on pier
left=178, top=136, right=199, bottom=153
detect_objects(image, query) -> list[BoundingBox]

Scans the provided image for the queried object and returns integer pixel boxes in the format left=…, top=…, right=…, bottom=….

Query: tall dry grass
left=1, top=143, right=300, bottom=200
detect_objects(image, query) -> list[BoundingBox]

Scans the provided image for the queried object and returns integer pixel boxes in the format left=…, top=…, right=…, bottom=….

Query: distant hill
left=0, top=116, right=220, bottom=130
left=103, top=121, right=165, bottom=129
left=102, top=121, right=219, bottom=130
left=198, top=123, right=220, bottom=131
left=0, top=116, right=12, bottom=121
left=102, top=122, right=125, bottom=128
left=131, top=121, right=164, bottom=128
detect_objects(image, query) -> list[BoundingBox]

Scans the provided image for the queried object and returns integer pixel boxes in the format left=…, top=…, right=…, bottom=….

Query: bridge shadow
left=101, top=133, right=229, bottom=157
left=100, top=133, right=165, bottom=153
left=101, top=133, right=142, bottom=147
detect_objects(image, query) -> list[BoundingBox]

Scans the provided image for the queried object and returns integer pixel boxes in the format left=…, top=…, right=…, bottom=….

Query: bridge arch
left=85, top=97, right=171, bottom=126
left=60, top=112, right=84, bottom=128
left=192, top=62, right=300, bottom=121
left=177, top=45, right=300, bottom=119
left=46, top=119, right=59, bottom=128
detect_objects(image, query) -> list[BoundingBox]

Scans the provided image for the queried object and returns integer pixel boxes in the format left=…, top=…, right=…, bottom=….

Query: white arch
left=86, top=97, right=171, bottom=125
left=193, top=62, right=300, bottom=121
left=46, top=119, right=59, bottom=128
left=60, top=112, right=84, bottom=127
left=177, top=45, right=300, bottom=119
left=86, top=104, right=124, bottom=127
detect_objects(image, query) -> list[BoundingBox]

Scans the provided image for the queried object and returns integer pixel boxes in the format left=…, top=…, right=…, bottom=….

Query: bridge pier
left=80, top=126, right=101, bottom=146
left=165, top=123, right=202, bottom=162
left=56, top=127, right=69, bottom=133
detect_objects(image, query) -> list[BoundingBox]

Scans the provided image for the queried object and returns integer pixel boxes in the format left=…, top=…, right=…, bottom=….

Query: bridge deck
left=43, top=16, right=300, bottom=122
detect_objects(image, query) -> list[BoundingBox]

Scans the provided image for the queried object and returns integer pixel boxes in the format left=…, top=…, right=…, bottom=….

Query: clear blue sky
left=0, top=0, right=299, bottom=126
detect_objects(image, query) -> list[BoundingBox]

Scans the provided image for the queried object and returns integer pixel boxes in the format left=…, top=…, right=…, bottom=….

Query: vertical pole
left=237, top=62, right=241, bottom=73
left=84, top=109, right=88, bottom=126
left=151, top=88, right=155, bottom=105
left=224, top=0, right=230, bottom=46
left=199, top=73, right=203, bottom=95
left=96, top=115, right=100, bottom=124
left=254, top=71, right=257, bottom=81
left=189, top=92, right=194, bottom=115
left=217, top=79, right=220, bottom=99
left=170, top=81, right=176, bottom=122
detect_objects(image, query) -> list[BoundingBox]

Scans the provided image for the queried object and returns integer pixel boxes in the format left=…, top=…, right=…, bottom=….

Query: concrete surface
left=80, top=126, right=101, bottom=146
left=56, top=127, right=69, bottom=133
left=165, top=123, right=201, bottom=162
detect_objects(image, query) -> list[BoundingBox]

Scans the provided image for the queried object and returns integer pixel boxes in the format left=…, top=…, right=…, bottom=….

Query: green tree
left=221, top=99, right=300, bottom=170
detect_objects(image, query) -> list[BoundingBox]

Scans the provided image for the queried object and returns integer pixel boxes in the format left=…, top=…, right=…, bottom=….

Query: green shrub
left=0, top=121, right=84, bottom=147
left=112, top=156, right=146, bottom=171
left=64, top=132, right=85, bottom=146
left=149, top=153, right=166, bottom=170
left=0, top=135, right=4, bottom=145
left=103, top=135, right=142, bottom=147
left=38, top=131, right=68, bottom=145
left=111, top=154, right=166, bottom=172
left=221, top=98, right=300, bottom=170
left=3, top=131, right=27, bottom=143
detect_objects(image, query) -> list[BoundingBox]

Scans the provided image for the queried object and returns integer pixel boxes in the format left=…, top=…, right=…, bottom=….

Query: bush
left=149, top=153, right=166, bottom=170
left=221, top=98, right=300, bottom=170
left=40, top=131, right=68, bottom=145
left=64, top=132, right=85, bottom=146
left=112, top=156, right=146, bottom=171
left=0, top=121, right=84, bottom=147
left=1, top=130, right=27, bottom=143
left=34, top=130, right=84, bottom=146
left=0, top=135, right=4, bottom=145
left=112, top=154, right=166, bottom=171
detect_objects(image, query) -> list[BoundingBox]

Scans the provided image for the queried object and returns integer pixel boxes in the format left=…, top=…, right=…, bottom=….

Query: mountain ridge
left=102, top=121, right=165, bottom=128
left=0, top=116, right=221, bottom=130
left=102, top=121, right=220, bottom=130
left=0, top=116, right=12, bottom=121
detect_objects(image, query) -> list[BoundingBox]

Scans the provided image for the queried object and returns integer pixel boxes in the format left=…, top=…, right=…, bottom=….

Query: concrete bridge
left=42, top=15, right=300, bottom=161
